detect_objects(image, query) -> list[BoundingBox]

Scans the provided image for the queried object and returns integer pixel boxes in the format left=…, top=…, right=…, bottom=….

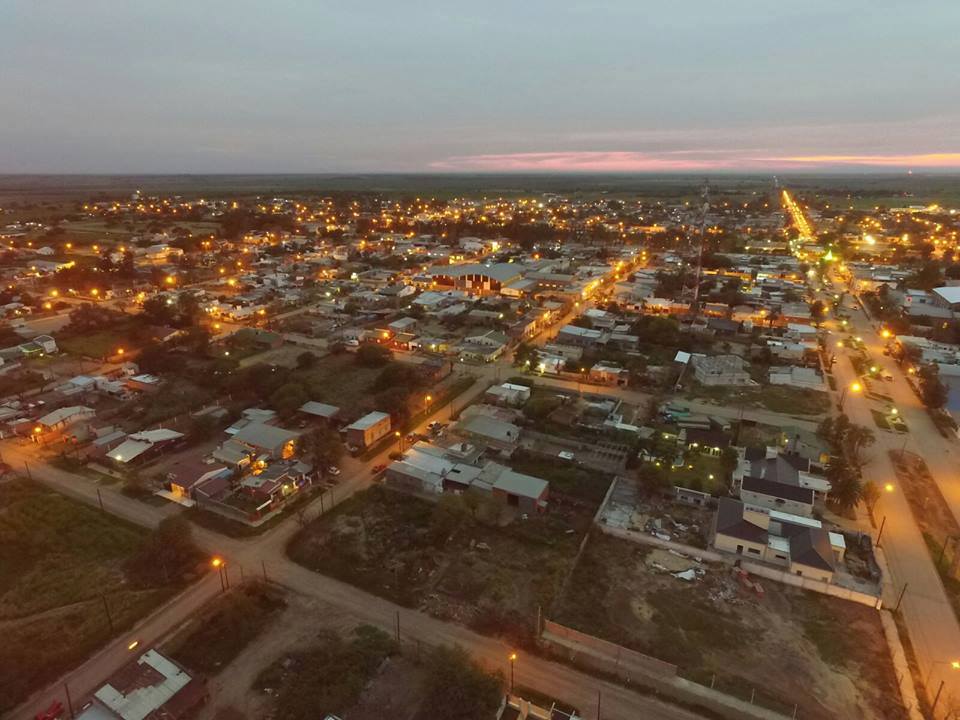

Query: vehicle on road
left=371, top=463, right=387, bottom=474
left=326, top=466, right=340, bottom=476
left=558, top=450, right=576, bottom=461
left=35, top=702, right=64, bottom=720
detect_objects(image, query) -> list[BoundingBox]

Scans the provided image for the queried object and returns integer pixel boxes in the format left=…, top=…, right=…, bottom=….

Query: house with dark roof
left=732, top=445, right=831, bottom=511
left=711, top=497, right=843, bottom=583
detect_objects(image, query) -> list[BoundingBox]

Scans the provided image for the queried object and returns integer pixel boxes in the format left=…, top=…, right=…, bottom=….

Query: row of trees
left=817, top=414, right=876, bottom=514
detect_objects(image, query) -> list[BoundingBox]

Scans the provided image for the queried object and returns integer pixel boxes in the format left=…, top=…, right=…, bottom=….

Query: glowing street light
left=508, top=652, right=518, bottom=693
left=839, top=381, right=862, bottom=410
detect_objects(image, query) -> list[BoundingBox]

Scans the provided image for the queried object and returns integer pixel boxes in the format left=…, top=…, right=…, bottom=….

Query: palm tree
left=844, top=424, right=876, bottom=472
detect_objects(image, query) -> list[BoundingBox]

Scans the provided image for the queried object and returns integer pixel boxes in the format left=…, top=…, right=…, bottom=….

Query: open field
left=553, top=531, right=905, bottom=720
left=164, top=582, right=286, bottom=676
left=57, top=317, right=141, bottom=358
left=0, top=479, right=189, bottom=713
left=288, top=485, right=590, bottom=646
left=687, top=382, right=830, bottom=417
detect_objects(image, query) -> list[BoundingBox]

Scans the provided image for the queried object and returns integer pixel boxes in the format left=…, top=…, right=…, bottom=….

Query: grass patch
left=759, top=386, right=829, bottom=416
left=166, top=582, right=285, bottom=675
left=254, top=625, right=398, bottom=720
left=870, top=409, right=891, bottom=430
left=0, top=479, right=189, bottom=713
left=510, top=450, right=613, bottom=505
left=57, top=318, right=140, bottom=358
left=668, top=453, right=726, bottom=494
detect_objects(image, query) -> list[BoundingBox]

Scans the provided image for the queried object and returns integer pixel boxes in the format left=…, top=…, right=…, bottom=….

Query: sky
left=2, top=1, right=959, bottom=174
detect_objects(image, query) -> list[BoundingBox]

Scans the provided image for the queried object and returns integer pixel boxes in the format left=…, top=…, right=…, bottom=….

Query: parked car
left=371, top=463, right=387, bottom=474
left=36, top=702, right=64, bottom=720
left=326, top=466, right=341, bottom=476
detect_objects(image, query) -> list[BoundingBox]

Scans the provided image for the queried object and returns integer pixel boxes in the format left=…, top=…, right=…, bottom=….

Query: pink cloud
left=429, top=151, right=737, bottom=172
left=430, top=150, right=960, bottom=172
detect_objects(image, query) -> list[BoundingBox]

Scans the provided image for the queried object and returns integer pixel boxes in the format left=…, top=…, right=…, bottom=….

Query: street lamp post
left=395, top=431, right=403, bottom=453
left=212, top=557, right=226, bottom=592
left=927, top=659, right=960, bottom=717
left=838, top=381, right=862, bottom=411
left=508, top=652, right=517, bottom=694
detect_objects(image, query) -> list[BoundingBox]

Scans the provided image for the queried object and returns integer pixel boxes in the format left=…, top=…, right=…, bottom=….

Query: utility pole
left=101, top=594, right=114, bottom=633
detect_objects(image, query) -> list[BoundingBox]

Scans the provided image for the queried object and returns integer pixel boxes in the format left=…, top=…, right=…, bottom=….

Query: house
left=453, top=414, right=521, bottom=456
left=690, top=354, right=757, bottom=387
left=166, top=458, right=231, bottom=501
left=385, top=445, right=548, bottom=513
left=933, top=286, right=960, bottom=313
left=33, top=405, right=95, bottom=438
left=589, top=362, right=629, bottom=386
left=484, top=383, right=532, bottom=408
left=240, top=459, right=315, bottom=508
left=127, top=374, right=162, bottom=393
left=388, top=316, right=419, bottom=335
left=458, top=330, right=509, bottom=363
left=230, top=421, right=299, bottom=459
left=478, top=461, right=549, bottom=514
left=107, top=428, right=185, bottom=466
left=344, top=411, right=392, bottom=448
left=75, top=648, right=207, bottom=720
left=557, top=324, right=603, bottom=348
left=711, top=497, right=841, bottom=583
left=298, top=401, right=341, bottom=424
left=733, top=446, right=831, bottom=507
left=427, top=262, right=523, bottom=294
left=768, top=366, right=827, bottom=392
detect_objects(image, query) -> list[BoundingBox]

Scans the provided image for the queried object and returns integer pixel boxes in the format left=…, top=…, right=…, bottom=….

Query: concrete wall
left=713, top=532, right=767, bottom=559
left=542, top=620, right=677, bottom=678
left=740, top=489, right=812, bottom=517
left=597, top=523, right=882, bottom=608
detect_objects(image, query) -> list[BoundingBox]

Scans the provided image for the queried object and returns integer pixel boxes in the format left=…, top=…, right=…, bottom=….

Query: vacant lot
left=510, top=449, right=614, bottom=505
left=288, top=486, right=589, bottom=644
left=58, top=318, right=141, bottom=358
left=165, top=583, right=286, bottom=675
left=0, top=479, right=187, bottom=713
left=554, top=532, right=905, bottom=720
left=687, top=382, right=830, bottom=417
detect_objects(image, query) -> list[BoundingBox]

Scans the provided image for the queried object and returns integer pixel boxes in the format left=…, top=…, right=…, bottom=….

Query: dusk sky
left=3, top=1, right=959, bottom=174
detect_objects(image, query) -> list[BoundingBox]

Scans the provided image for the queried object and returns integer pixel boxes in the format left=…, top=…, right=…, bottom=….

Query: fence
left=540, top=620, right=792, bottom=720
left=596, top=522, right=882, bottom=608
left=542, top=620, right=677, bottom=679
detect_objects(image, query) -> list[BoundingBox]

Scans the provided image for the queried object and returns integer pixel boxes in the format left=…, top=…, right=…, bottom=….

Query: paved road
left=819, top=281, right=960, bottom=717
left=5, top=355, right=702, bottom=720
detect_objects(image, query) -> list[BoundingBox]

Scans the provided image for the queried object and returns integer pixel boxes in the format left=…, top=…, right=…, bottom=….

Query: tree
left=919, top=364, right=948, bottom=409
left=372, top=363, right=423, bottom=392
left=269, top=382, right=309, bottom=417
left=177, top=292, right=201, bottom=327
left=419, top=645, right=502, bottom=720
left=142, top=295, right=176, bottom=326
left=809, top=300, right=826, bottom=322
left=826, top=458, right=862, bottom=514
left=303, top=425, right=343, bottom=468
left=861, top=480, right=881, bottom=517
left=843, top=424, right=875, bottom=471
left=127, top=516, right=198, bottom=585
left=296, top=351, right=317, bottom=369
left=67, top=303, right=124, bottom=333
left=355, top=343, right=392, bottom=367
left=638, top=462, right=671, bottom=492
